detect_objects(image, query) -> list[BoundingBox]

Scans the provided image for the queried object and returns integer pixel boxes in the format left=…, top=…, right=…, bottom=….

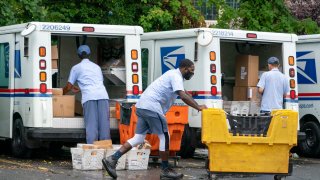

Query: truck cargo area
left=220, top=40, right=283, bottom=114
left=50, top=34, right=128, bottom=136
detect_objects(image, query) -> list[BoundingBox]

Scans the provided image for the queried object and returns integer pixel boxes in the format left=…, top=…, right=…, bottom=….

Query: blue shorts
left=135, top=108, right=168, bottom=135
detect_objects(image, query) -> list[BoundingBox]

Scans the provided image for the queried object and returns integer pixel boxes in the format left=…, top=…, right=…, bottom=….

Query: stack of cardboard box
left=232, top=55, right=261, bottom=114
left=52, top=88, right=75, bottom=117
left=51, top=45, right=58, bottom=69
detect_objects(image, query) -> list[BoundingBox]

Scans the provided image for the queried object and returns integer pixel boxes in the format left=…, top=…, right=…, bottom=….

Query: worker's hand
left=71, top=86, right=80, bottom=93
left=198, top=105, right=208, bottom=111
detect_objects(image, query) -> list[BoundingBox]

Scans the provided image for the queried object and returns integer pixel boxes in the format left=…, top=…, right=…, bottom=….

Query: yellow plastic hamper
left=202, top=108, right=298, bottom=174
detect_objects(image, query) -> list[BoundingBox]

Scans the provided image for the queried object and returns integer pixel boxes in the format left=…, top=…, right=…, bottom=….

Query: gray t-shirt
left=257, top=68, right=289, bottom=111
left=136, top=69, right=184, bottom=115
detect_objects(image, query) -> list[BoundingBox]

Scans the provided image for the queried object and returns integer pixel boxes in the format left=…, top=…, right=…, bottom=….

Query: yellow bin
left=202, top=108, right=298, bottom=174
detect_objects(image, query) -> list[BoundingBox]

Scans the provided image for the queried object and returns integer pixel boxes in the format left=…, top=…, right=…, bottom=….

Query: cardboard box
left=233, top=86, right=261, bottom=101
left=93, top=140, right=113, bottom=149
left=52, top=88, right=63, bottom=96
left=51, top=45, right=59, bottom=59
left=75, top=100, right=83, bottom=116
left=235, top=55, right=259, bottom=86
left=110, top=106, right=116, bottom=118
left=52, top=59, right=58, bottom=69
left=53, top=95, right=75, bottom=117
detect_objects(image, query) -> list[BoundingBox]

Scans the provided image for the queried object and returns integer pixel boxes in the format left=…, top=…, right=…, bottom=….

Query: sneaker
left=102, top=156, right=118, bottom=179
left=160, top=167, right=184, bottom=179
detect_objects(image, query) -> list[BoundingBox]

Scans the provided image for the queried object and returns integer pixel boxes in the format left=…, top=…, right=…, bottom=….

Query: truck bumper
left=26, top=128, right=119, bottom=142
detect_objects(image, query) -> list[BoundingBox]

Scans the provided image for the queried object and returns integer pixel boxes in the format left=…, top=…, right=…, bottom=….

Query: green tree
left=208, top=0, right=320, bottom=35
left=0, top=0, right=205, bottom=32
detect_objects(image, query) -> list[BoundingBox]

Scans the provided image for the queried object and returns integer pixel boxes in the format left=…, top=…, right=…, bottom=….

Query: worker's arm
left=63, top=82, right=80, bottom=95
left=177, top=90, right=207, bottom=111
left=258, top=87, right=264, bottom=94
left=63, top=82, right=73, bottom=95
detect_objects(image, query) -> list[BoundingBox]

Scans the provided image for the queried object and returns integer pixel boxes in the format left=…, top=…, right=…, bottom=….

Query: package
left=52, top=88, right=63, bottom=96
left=235, top=55, right=259, bottom=86
left=110, top=106, right=116, bottom=118
left=75, top=100, right=83, bottom=116
left=233, top=86, right=261, bottom=101
left=52, top=59, right=58, bottom=69
left=230, top=101, right=261, bottom=115
left=136, top=140, right=152, bottom=149
left=51, top=45, right=59, bottom=59
left=71, top=147, right=105, bottom=170
left=105, top=145, right=127, bottom=170
left=52, top=95, right=75, bottom=117
left=126, top=147, right=150, bottom=170
left=230, top=101, right=250, bottom=115
left=93, top=140, right=113, bottom=149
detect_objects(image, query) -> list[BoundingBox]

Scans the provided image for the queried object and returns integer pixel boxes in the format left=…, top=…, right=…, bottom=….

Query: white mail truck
left=0, top=22, right=143, bottom=157
left=296, top=35, right=320, bottom=157
left=141, top=28, right=299, bottom=157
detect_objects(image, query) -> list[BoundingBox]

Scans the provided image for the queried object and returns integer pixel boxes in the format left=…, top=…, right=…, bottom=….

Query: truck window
left=0, top=42, right=9, bottom=88
left=141, top=48, right=149, bottom=90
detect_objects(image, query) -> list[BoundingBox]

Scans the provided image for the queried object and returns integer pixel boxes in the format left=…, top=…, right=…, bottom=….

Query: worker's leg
left=158, top=133, right=170, bottom=169
left=97, top=99, right=111, bottom=140
left=102, top=107, right=148, bottom=178
left=83, top=100, right=98, bottom=144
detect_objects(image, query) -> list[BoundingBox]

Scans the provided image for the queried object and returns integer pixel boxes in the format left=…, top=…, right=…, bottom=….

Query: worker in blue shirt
left=257, top=57, right=290, bottom=113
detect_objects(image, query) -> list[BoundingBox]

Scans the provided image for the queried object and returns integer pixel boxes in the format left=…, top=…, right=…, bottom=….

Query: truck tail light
left=40, top=72, right=47, bottom=82
left=40, top=83, right=47, bottom=94
left=132, top=62, right=138, bottom=72
left=211, top=75, right=217, bottom=85
left=211, top=86, right=217, bottom=96
left=82, top=26, right=95, bottom=32
left=247, top=33, right=257, bottom=38
left=210, top=51, right=216, bottom=61
left=290, top=79, right=295, bottom=88
left=289, top=56, right=295, bottom=66
left=210, top=64, right=216, bottom=73
left=131, top=49, right=138, bottom=60
left=39, top=46, right=46, bottom=57
left=132, top=74, right=139, bottom=84
left=133, top=85, right=139, bottom=95
left=289, top=68, right=295, bottom=77
left=39, top=60, right=46, bottom=70
left=290, top=90, right=296, bottom=99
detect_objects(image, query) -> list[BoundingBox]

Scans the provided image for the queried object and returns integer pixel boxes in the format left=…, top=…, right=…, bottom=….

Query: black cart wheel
left=274, top=175, right=286, bottom=180
left=298, top=121, right=320, bottom=157
left=11, top=118, right=31, bottom=158
left=178, top=124, right=196, bottom=158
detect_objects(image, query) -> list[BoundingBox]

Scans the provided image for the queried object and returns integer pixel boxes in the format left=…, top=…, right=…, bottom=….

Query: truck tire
left=178, top=124, right=196, bottom=158
left=11, top=118, right=31, bottom=158
left=298, top=121, right=320, bottom=157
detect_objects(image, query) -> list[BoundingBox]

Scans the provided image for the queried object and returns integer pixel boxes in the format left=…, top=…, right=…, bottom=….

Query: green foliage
left=209, top=0, right=320, bottom=35
left=0, top=0, right=205, bottom=32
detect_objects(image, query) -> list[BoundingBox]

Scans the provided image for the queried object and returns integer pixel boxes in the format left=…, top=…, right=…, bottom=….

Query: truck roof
left=0, top=22, right=144, bottom=35
left=142, top=28, right=297, bottom=42
left=297, top=34, right=320, bottom=43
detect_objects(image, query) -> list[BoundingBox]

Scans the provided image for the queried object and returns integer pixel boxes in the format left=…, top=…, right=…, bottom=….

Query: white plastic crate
left=71, top=148, right=105, bottom=170
left=105, top=145, right=127, bottom=170
left=126, top=147, right=150, bottom=170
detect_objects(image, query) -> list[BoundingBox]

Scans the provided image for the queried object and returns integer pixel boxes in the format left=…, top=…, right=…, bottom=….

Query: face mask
left=183, top=71, right=194, bottom=80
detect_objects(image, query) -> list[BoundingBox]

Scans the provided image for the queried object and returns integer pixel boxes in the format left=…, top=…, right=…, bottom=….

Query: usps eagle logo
left=160, top=46, right=185, bottom=74
left=297, top=51, right=317, bottom=84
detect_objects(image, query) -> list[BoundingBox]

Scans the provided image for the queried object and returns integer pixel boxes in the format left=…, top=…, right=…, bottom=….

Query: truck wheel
left=11, top=118, right=31, bottom=158
left=298, top=121, right=320, bottom=157
left=178, top=124, right=196, bottom=158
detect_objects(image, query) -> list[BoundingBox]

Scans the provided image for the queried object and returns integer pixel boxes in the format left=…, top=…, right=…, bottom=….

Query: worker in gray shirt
left=257, top=56, right=290, bottom=113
